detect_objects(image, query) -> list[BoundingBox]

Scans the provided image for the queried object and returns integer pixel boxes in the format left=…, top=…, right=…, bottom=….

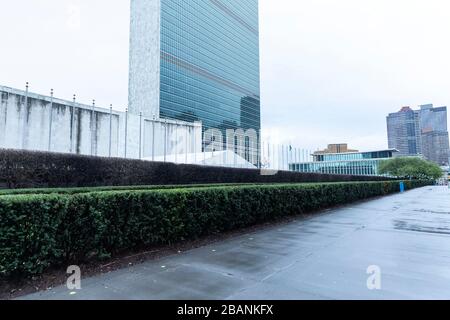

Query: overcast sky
left=1, top=0, right=450, bottom=150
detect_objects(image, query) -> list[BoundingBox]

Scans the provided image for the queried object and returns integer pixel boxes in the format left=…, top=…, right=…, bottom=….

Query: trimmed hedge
left=0, top=180, right=431, bottom=278
left=0, top=149, right=393, bottom=189
left=0, top=183, right=258, bottom=197
left=0, top=182, right=383, bottom=197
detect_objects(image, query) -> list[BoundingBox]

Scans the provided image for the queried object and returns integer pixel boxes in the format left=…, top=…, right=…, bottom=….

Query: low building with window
left=439, top=166, right=450, bottom=185
left=290, top=147, right=399, bottom=176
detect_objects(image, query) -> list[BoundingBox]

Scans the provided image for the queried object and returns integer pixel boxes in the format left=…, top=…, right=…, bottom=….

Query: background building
left=129, top=0, right=261, bottom=136
left=419, top=105, right=450, bottom=165
left=313, top=144, right=359, bottom=157
left=422, top=131, right=450, bottom=166
left=387, top=104, right=449, bottom=165
left=290, top=145, right=398, bottom=176
left=386, top=107, right=422, bottom=156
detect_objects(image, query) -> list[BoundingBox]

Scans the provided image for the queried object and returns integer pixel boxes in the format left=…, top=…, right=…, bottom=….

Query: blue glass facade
left=314, top=150, right=394, bottom=162
left=291, top=160, right=384, bottom=176
left=159, top=0, right=261, bottom=134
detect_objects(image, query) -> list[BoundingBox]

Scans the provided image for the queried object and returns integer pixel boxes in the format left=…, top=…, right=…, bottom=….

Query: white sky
left=1, top=0, right=449, bottom=151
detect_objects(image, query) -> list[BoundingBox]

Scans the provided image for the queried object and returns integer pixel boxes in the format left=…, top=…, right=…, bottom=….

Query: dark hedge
left=0, top=180, right=431, bottom=277
left=0, top=149, right=392, bottom=189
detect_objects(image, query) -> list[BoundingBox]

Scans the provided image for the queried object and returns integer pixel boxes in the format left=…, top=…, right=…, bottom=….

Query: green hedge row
left=0, top=180, right=431, bottom=278
left=0, top=182, right=378, bottom=197
left=0, top=149, right=393, bottom=189
left=0, top=183, right=258, bottom=197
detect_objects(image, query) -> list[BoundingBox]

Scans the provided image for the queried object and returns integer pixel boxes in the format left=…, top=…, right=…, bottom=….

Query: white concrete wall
left=0, top=85, right=202, bottom=160
left=128, top=0, right=161, bottom=118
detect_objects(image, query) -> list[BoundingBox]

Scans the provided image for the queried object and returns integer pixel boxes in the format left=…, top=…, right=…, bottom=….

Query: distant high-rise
left=128, top=0, right=261, bottom=136
left=386, top=107, right=422, bottom=156
left=386, top=104, right=449, bottom=165
left=421, top=131, right=450, bottom=165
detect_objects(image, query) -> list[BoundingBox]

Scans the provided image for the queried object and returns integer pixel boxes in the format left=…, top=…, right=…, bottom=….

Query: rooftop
left=313, top=148, right=399, bottom=157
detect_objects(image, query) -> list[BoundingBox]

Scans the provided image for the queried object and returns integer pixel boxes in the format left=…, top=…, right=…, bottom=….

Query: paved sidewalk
left=22, top=186, right=450, bottom=300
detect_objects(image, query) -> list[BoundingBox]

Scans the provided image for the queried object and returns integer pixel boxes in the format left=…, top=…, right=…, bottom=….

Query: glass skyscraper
left=419, top=105, right=449, bottom=165
left=129, top=0, right=261, bottom=136
left=386, top=107, right=422, bottom=156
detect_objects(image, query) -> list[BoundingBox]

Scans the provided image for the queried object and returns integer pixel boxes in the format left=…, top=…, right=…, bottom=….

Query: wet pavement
left=22, top=186, right=450, bottom=300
